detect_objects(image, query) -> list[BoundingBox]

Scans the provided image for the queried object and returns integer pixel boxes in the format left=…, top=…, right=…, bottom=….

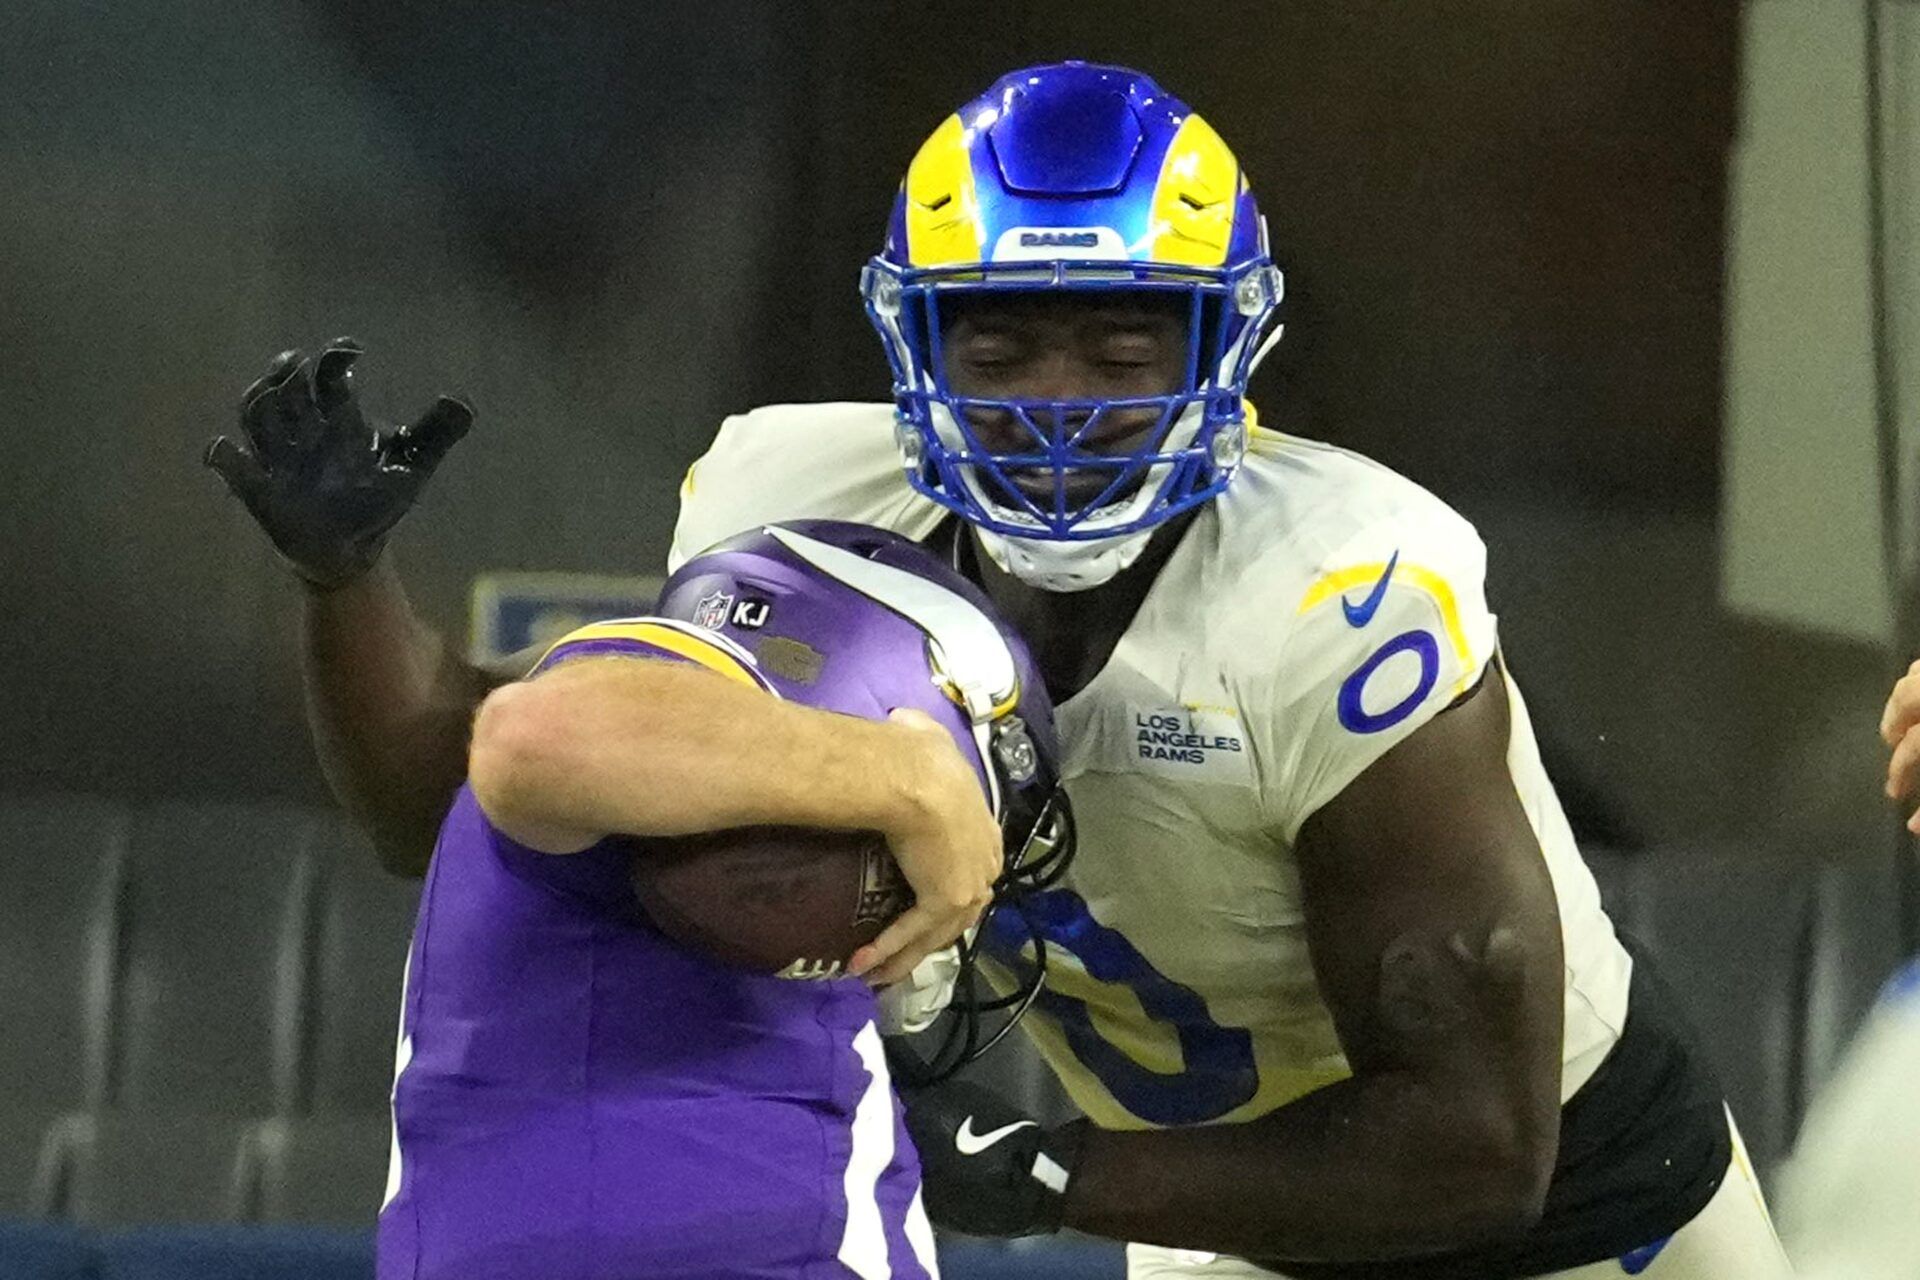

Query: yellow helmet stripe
left=533, top=619, right=766, bottom=690
left=903, top=113, right=987, bottom=268
left=1141, top=113, right=1240, bottom=268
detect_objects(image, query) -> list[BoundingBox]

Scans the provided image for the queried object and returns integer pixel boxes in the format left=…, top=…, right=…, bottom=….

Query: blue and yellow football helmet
left=863, top=61, right=1284, bottom=589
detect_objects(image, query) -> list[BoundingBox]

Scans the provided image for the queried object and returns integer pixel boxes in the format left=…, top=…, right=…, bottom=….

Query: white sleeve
left=667, top=412, right=752, bottom=574
left=1777, top=963, right=1920, bottom=1280
left=1266, top=511, right=1500, bottom=843
left=667, top=402, right=933, bottom=574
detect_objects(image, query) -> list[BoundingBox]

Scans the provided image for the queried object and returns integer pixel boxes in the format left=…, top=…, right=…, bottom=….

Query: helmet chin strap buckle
left=992, top=717, right=1039, bottom=784
left=895, top=417, right=926, bottom=469
left=1210, top=417, right=1248, bottom=470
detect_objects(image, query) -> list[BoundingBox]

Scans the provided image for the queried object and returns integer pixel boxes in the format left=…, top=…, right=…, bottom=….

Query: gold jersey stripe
left=1297, top=563, right=1477, bottom=696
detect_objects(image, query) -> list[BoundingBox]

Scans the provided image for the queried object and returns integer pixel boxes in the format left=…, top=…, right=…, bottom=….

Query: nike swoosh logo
left=954, top=1116, right=1038, bottom=1156
left=1341, top=550, right=1400, bottom=628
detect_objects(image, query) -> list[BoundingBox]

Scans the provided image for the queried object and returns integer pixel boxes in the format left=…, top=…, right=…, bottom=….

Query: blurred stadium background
left=2, top=1, right=1916, bottom=1276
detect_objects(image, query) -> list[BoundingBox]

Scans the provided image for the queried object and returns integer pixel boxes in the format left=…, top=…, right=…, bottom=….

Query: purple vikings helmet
left=863, top=61, right=1286, bottom=590
left=656, top=520, right=1074, bottom=1081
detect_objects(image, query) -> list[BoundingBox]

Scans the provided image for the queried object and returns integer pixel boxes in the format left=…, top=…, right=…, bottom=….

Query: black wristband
left=1031, top=1117, right=1091, bottom=1232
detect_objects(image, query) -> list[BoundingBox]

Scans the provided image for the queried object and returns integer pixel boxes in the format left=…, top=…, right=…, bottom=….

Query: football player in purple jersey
left=372, top=522, right=1067, bottom=1279
left=207, top=341, right=1069, bottom=1278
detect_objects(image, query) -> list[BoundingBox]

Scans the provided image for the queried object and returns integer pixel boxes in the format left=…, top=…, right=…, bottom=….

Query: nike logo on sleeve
left=1341, top=550, right=1400, bottom=628
left=954, top=1116, right=1038, bottom=1155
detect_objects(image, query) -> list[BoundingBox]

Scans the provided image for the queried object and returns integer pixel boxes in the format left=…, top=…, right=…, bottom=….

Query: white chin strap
left=974, top=524, right=1156, bottom=592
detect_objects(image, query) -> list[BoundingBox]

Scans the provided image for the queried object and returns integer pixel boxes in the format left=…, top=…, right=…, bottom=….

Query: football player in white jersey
left=1774, top=665, right=1920, bottom=1277
left=204, top=58, right=1794, bottom=1280
left=663, top=62, right=1796, bottom=1280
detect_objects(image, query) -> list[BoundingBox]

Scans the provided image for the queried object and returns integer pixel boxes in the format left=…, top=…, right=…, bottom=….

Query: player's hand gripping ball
left=619, top=707, right=1002, bottom=984
left=204, top=338, right=472, bottom=589
left=624, top=825, right=913, bottom=979
left=624, top=518, right=1072, bottom=1052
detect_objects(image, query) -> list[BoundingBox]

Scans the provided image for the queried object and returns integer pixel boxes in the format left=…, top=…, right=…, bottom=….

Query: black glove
left=904, top=1079, right=1088, bottom=1237
left=203, top=337, right=472, bottom=589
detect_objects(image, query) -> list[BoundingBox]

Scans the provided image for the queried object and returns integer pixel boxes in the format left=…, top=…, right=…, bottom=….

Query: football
left=625, top=826, right=913, bottom=978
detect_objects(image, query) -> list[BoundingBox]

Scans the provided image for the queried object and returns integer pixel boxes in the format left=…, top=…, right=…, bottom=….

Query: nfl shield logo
left=692, top=590, right=734, bottom=630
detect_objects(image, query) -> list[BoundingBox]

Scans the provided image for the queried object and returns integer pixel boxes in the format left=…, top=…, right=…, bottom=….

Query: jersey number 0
left=983, top=889, right=1259, bottom=1125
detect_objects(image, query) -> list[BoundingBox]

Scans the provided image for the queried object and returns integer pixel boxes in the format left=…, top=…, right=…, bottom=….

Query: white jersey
left=670, top=402, right=1632, bottom=1131
left=1777, top=960, right=1920, bottom=1280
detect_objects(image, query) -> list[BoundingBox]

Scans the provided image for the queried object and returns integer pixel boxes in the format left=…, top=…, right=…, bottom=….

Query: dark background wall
left=0, top=1, right=1893, bottom=857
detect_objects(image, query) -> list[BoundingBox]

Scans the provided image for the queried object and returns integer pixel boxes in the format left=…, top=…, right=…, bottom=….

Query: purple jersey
left=377, top=620, right=938, bottom=1280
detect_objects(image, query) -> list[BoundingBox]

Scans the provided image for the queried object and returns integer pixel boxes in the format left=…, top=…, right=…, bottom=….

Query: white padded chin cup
left=926, top=400, right=1206, bottom=593
left=975, top=525, right=1155, bottom=592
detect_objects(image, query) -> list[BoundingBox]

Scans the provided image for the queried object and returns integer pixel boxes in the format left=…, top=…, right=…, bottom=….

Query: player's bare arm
left=467, top=653, right=1002, bottom=975
left=1880, top=656, right=1920, bottom=831
left=1060, top=663, right=1562, bottom=1259
left=300, top=558, right=508, bottom=875
left=206, top=340, right=482, bottom=874
left=910, top=663, right=1564, bottom=1257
